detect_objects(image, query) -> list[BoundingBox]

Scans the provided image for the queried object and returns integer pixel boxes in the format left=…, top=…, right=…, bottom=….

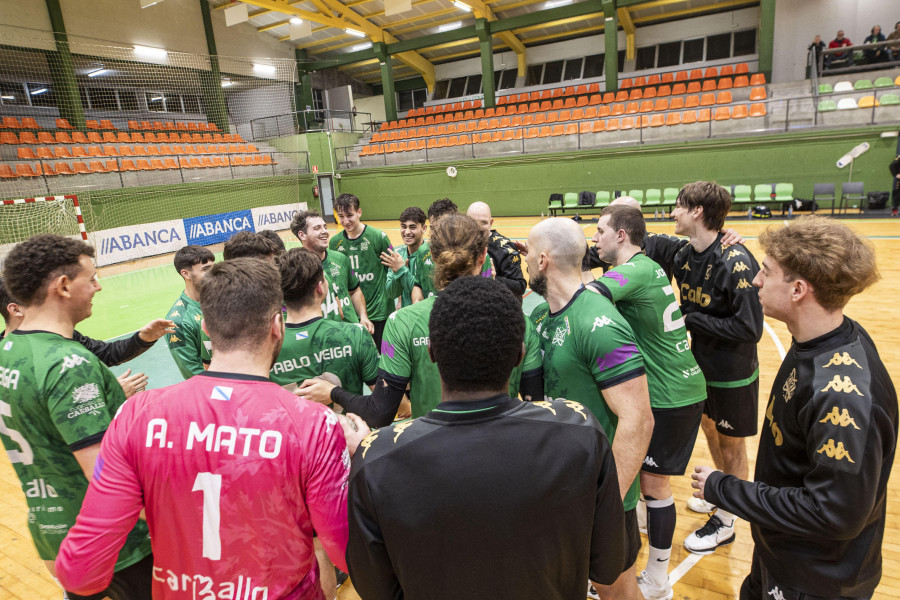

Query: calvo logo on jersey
left=357, top=272, right=375, bottom=282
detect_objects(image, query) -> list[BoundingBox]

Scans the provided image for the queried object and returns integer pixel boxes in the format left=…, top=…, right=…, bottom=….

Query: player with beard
left=591, top=205, right=706, bottom=600
left=297, top=214, right=543, bottom=426
left=291, top=210, right=374, bottom=333
left=56, top=258, right=368, bottom=600
left=526, top=218, right=653, bottom=600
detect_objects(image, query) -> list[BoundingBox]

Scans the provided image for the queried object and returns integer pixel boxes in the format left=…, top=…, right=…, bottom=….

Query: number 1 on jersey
left=192, top=472, right=222, bottom=560
left=349, top=255, right=360, bottom=270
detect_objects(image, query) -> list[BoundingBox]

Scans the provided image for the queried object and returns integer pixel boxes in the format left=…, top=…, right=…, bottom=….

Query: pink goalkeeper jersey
left=56, top=372, right=351, bottom=600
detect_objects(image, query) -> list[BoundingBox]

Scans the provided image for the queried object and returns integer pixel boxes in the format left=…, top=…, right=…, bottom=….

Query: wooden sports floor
left=1, top=215, right=898, bottom=600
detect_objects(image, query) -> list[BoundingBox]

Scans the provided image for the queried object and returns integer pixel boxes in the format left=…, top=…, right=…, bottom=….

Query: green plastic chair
left=817, top=99, right=837, bottom=112
left=854, top=79, right=874, bottom=90
left=548, top=198, right=562, bottom=216
left=644, top=189, right=662, bottom=207
left=754, top=184, right=774, bottom=203
left=626, top=190, right=644, bottom=204
left=774, top=183, right=793, bottom=203
left=563, top=192, right=579, bottom=209
left=818, top=83, right=834, bottom=94
left=595, top=191, right=611, bottom=208
left=663, top=188, right=679, bottom=205
left=733, top=185, right=752, bottom=204
left=874, top=77, right=894, bottom=88
left=880, top=94, right=900, bottom=106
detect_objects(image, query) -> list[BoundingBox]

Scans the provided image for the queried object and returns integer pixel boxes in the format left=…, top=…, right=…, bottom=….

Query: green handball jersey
left=270, top=317, right=378, bottom=394
left=379, top=296, right=542, bottom=417
left=322, top=249, right=360, bottom=324
left=530, top=287, right=646, bottom=511
left=413, top=242, right=494, bottom=299
left=593, top=253, right=706, bottom=409
left=329, top=225, right=393, bottom=321
left=166, top=292, right=212, bottom=379
left=386, top=244, right=417, bottom=308
left=0, top=331, right=151, bottom=564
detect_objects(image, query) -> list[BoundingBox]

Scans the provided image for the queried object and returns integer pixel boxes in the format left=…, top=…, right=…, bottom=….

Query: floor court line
left=668, top=551, right=705, bottom=585
left=764, top=321, right=787, bottom=361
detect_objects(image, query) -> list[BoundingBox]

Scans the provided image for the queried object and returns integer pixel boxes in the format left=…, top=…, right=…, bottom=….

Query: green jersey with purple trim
left=0, top=331, right=151, bottom=564
left=166, top=292, right=212, bottom=379
left=322, top=249, right=360, bottom=324
left=270, top=317, right=378, bottom=394
left=529, top=286, right=646, bottom=510
left=329, top=225, right=393, bottom=321
left=380, top=296, right=542, bottom=416
left=593, top=253, right=706, bottom=409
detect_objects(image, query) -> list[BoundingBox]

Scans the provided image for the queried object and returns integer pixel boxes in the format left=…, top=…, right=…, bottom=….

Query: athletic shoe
left=683, top=514, right=735, bottom=555
left=586, top=581, right=600, bottom=599
left=686, top=495, right=716, bottom=513
left=335, top=567, right=349, bottom=589
left=637, top=570, right=674, bottom=600
left=636, top=497, right=647, bottom=534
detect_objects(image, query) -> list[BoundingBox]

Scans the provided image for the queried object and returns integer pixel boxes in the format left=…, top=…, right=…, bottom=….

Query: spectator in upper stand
left=863, top=25, right=888, bottom=63
left=808, top=35, right=826, bottom=72
left=886, top=21, right=900, bottom=60
left=826, top=30, right=853, bottom=68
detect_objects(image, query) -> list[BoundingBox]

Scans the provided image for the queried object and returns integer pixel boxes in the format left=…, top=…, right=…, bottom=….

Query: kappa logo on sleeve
left=725, top=249, right=745, bottom=260
left=59, top=354, right=90, bottom=374
left=821, top=375, right=863, bottom=396
left=816, top=439, right=855, bottom=463
left=732, top=262, right=750, bottom=274
left=819, top=407, right=861, bottom=429
left=823, top=352, right=862, bottom=369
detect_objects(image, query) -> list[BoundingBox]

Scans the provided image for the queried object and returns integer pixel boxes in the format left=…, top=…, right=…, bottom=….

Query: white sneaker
left=683, top=514, right=735, bottom=555
left=637, top=497, right=647, bottom=534
left=686, top=495, right=716, bottom=513
left=637, top=570, right=674, bottom=600
left=586, top=581, right=600, bottom=599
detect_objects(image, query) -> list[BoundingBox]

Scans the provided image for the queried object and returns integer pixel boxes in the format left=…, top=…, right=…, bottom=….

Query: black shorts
left=703, top=380, right=759, bottom=438
left=740, top=550, right=872, bottom=600
left=642, top=402, right=704, bottom=475
left=372, top=319, right=387, bottom=351
left=623, top=508, right=641, bottom=571
left=66, top=553, right=153, bottom=600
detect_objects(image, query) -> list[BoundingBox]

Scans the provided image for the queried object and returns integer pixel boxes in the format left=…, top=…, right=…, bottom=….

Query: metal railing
left=816, top=39, right=900, bottom=75
left=249, top=109, right=375, bottom=140
left=335, top=88, right=900, bottom=169
left=0, top=149, right=310, bottom=195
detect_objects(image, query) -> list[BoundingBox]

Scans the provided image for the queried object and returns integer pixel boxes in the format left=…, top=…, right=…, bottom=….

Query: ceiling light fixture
left=351, top=42, right=373, bottom=51
left=290, top=17, right=303, bottom=25
left=87, top=68, right=108, bottom=77
left=133, top=45, right=168, bottom=59
left=345, top=28, right=366, bottom=37
left=30, top=88, right=48, bottom=95
left=253, top=63, right=277, bottom=75
left=438, top=21, right=463, bottom=32
left=544, top=0, right=572, bottom=7
left=452, top=1, right=472, bottom=11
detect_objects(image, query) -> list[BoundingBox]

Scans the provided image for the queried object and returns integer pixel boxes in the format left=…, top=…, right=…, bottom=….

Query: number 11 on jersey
left=192, top=472, right=222, bottom=560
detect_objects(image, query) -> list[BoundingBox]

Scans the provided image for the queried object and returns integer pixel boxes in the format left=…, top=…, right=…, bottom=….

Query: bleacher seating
left=360, top=63, right=776, bottom=160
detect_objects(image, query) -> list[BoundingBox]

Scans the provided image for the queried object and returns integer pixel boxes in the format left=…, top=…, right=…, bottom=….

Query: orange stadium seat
left=749, top=103, right=767, bottom=117
left=606, top=119, right=619, bottom=131
left=639, top=101, right=654, bottom=113
left=89, top=161, right=107, bottom=173
left=661, top=73, right=675, bottom=84
left=735, top=63, right=749, bottom=74
left=684, top=96, right=700, bottom=108
left=54, top=146, right=71, bottom=158
left=672, top=83, right=687, bottom=95
left=120, top=159, right=138, bottom=171
left=3, top=117, right=21, bottom=128
left=620, top=117, right=635, bottom=130
left=88, top=146, right=103, bottom=157
left=687, top=82, right=702, bottom=94
left=21, top=117, right=40, bottom=129
left=689, top=69, right=703, bottom=80
left=0, top=132, right=18, bottom=144
left=718, top=78, right=733, bottom=90
left=17, top=147, right=37, bottom=160
left=39, top=163, right=56, bottom=176
left=579, top=121, right=592, bottom=134
left=86, top=120, right=101, bottom=129
left=720, top=65, right=735, bottom=77
left=643, top=87, right=657, bottom=99
left=750, top=87, right=767, bottom=101
left=717, top=91, right=733, bottom=104
left=72, top=161, right=91, bottom=174
left=704, top=67, right=718, bottom=79
left=19, top=132, right=38, bottom=144
left=654, top=99, right=670, bottom=111
left=118, top=146, right=133, bottom=156
left=72, top=132, right=89, bottom=144
left=102, top=146, right=118, bottom=156
left=714, top=107, right=731, bottom=120
left=36, top=147, right=55, bottom=159
left=702, top=80, right=717, bottom=92
left=698, top=109, right=712, bottom=122
left=682, top=110, right=698, bottom=124
left=629, top=89, right=642, bottom=101
left=731, top=105, right=749, bottom=119
left=750, top=74, right=766, bottom=85
left=149, top=159, right=166, bottom=170
left=55, top=131, right=73, bottom=144
left=104, top=160, right=119, bottom=172
left=734, top=76, right=749, bottom=88
left=56, top=118, right=73, bottom=129
left=100, top=120, right=116, bottom=130
left=87, top=132, right=103, bottom=144
left=666, top=112, right=681, bottom=126
left=54, top=162, right=74, bottom=175
left=700, top=94, right=716, bottom=106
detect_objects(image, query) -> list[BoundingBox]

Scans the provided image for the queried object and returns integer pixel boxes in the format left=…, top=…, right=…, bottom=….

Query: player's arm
left=586, top=245, right=611, bottom=271
left=384, top=251, right=415, bottom=299
left=356, top=328, right=380, bottom=389
left=303, top=405, right=353, bottom=573
left=346, top=463, right=401, bottom=598
left=56, top=404, right=144, bottom=595
left=167, top=318, right=206, bottom=378
left=411, top=284, right=425, bottom=304
left=300, top=373, right=407, bottom=428
left=491, top=246, right=527, bottom=296
left=349, top=287, right=374, bottom=333
left=515, top=319, right=544, bottom=401
left=589, top=428, right=627, bottom=586
left=683, top=256, right=764, bottom=343
left=701, top=381, right=893, bottom=539
left=601, top=374, right=653, bottom=501
left=643, top=233, right=688, bottom=273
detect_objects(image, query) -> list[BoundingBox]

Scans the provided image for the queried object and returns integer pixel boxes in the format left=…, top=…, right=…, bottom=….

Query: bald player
left=466, top=202, right=526, bottom=297
left=527, top=218, right=653, bottom=600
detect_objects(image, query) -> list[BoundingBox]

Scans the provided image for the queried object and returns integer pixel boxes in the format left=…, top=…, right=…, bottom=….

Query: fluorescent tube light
left=351, top=42, right=373, bottom=51
left=253, top=63, right=277, bottom=75
left=544, top=0, right=572, bottom=7
left=452, top=1, right=472, bottom=11
left=133, top=45, right=168, bottom=59
left=87, top=68, right=108, bottom=77
left=30, top=88, right=48, bottom=95
left=345, top=28, right=366, bottom=38
left=438, top=21, right=462, bottom=32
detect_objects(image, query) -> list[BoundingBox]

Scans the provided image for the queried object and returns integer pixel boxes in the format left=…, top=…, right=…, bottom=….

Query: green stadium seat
left=880, top=94, right=900, bottom=106
left=853, top=79, right=873, bottom=90
left=753, top=184, right=774, bottom=203
left=817, top=99, right=837, bottom=112
left=663, top=188, right=679, bottom=205
left=644, top=189, right=662, bottom=207
left=563, top=193, right=579, bottom=210
left=874, top=77, right=894, bottom=88
left=627, top=190, right=643, bottom=204
left=733, top=185, right=752, bottom=204
left=818, top=83, right=834, bottom=94
left=548, top=198, right=562, bottom=216
left=595, top=191, right=611, bottom=208
left=774, top=183, right=793, bottom=203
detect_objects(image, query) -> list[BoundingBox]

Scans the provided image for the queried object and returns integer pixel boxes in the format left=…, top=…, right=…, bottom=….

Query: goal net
left=0, top=195, right=89, bottom=267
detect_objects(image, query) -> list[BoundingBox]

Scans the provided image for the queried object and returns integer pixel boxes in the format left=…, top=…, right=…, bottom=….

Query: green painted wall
left=336, top=127, right=898, bottom=219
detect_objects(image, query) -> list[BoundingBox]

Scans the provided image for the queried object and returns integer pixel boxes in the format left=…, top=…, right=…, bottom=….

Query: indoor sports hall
left=1, top=0, right=899, bottom=598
